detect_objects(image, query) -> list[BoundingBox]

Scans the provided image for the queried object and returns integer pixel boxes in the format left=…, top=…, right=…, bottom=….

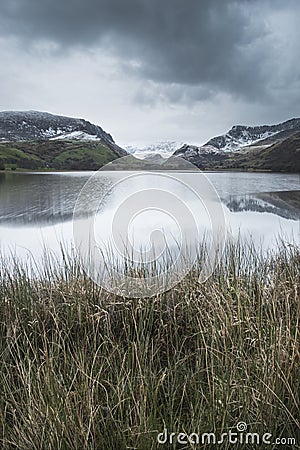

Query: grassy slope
left=0, top=140, right=119, bottom=170
left=252, top=132, right=300, bottom=171
left=0, top=242, right=299, bottom=449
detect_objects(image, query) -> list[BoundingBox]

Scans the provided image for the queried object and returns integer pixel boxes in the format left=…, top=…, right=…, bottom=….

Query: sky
left=0, top=0, right=300, bottom=147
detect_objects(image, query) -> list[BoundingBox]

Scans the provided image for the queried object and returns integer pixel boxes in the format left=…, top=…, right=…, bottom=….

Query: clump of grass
left=0, top=241, right=299, bottom=449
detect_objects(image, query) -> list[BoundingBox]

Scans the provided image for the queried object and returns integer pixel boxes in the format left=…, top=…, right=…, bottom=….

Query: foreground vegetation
left=0, top=242, right=299, bottom=449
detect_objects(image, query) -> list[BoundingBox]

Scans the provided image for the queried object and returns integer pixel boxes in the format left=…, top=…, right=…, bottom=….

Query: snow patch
left=50, top=131, right=101, bottom=141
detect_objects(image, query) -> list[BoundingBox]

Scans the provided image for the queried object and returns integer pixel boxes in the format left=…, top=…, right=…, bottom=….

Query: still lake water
left=0, top=171, right=299, bottom=266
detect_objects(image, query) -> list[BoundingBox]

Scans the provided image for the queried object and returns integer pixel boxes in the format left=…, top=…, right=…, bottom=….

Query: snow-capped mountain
left=0, top=110, right=127, bottom=156
left=173, top=117, right=300, bottom=170
left=174, top=144, right=217, bottom=158
left=174, top=126, right=300, bottom=173
left=125, top=141, right=184, bottom=159
left=173, top=144, right=227, bottom=167
left=0, top=110, right=112, bottom=141
left=204, top=118, right=300, bottom=152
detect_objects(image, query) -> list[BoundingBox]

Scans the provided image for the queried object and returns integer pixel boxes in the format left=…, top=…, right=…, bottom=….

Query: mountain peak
left=0, top=110, right=127, bottom=158
left=205, top=117, right=300, bottom=152
left=172, top=118, right=300, bottom=173
left=0, top=110, right=113, bottom=142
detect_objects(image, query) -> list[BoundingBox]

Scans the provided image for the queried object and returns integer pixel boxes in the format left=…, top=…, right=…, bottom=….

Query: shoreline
left=1, top=168, right=299, bottom=174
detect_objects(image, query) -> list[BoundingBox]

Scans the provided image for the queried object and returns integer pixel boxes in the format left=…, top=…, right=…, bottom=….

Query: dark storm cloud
left=0, top=0, right=299, bottom=102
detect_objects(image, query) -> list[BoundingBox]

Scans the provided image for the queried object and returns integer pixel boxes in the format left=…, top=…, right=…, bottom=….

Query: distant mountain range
left=0, top=111, right=299, bottom=172
left=125, top=141, right=183, bottom=159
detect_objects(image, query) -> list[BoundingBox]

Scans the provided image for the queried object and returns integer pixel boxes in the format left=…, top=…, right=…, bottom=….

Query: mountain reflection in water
left=0, top=171, right=299, bottom=263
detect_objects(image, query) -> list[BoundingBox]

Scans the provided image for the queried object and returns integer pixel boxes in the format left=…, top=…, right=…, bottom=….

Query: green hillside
left=0, top=140, right=120, bottom=171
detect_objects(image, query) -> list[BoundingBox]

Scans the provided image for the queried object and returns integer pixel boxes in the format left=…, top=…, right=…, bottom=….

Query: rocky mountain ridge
left=173, top=118, right=300, bottom=172
left=0, top=110, right=126, bottom=157
left=0, top=110, right=128, bottom=170
left=174, top=131, right=300, bottom=173
left=204, top=118, right=300, bottom=152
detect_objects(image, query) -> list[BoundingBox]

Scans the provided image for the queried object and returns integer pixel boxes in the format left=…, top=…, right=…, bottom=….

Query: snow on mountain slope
left=208, top=129, right=278, bottom=152
left=205, top=118, right=300, bottom=152
left=0, top=110, right=114, bottom=143
left=51, top=131, right=102, bottom=141
left=174, top=144, right=217, bottom=158
left=0, top=110, right=128, bottom=157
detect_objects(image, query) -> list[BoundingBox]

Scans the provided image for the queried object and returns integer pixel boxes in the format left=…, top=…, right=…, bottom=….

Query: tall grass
left=0, top=241, right=299, bottom=449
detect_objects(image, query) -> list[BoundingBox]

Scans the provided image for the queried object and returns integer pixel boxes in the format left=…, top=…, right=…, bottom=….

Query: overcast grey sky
left=0, top=0, right=299, bottom=146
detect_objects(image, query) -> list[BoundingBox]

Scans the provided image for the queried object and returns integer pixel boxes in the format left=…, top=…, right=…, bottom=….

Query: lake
left=0, top=171, right=299, bottom=270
